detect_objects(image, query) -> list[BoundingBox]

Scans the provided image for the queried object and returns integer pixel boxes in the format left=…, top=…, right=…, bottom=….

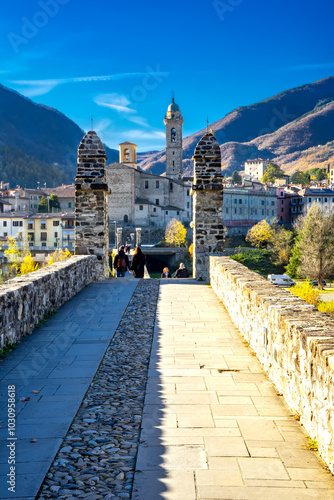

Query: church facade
left=106, top=99, right=193, bottom=228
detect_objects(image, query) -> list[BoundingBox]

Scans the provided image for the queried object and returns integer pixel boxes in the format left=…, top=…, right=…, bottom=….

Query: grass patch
left=230, top=249, right=283, bottom=278
left=0, top=341, right=17, bottom=359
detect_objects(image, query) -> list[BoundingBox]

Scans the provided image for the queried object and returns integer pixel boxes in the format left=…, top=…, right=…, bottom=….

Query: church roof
left=167, top=97, right=180, bottom=112
left=119, top=141, right=137, bottom=147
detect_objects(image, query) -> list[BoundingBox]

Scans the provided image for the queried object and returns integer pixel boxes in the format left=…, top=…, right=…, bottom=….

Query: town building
left=244, top=159, right=270, bottom=182
left=106, top=98, right=192, bottom=228
left=300, top=187, right=334, bottom=214
left=276, top=188, right=303, bottom=223
left=44, top=184, right=75, bottom=212
left=223, top=185, right=277, bottom=235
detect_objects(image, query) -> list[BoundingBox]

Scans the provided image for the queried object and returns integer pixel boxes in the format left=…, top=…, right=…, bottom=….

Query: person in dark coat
left=130, top=246, right=146, bottom=278
left=174, top=262, right=189, bottom=278
left=113, top=246, right=130, bottom=277
left=161, top=267, right=171, bottom=278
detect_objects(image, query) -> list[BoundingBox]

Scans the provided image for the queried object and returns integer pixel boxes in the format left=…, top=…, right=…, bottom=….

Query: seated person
left=161, top=267, right=171, bottom=278
left=174, top=262, right=189, bottom=278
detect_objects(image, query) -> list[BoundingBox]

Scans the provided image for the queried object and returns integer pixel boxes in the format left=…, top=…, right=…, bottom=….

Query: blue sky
left=1, top=0, right=334, bottom=152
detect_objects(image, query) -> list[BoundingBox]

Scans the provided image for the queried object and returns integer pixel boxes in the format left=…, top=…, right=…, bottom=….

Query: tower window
left=172, top=161, right=175, bottom=167
left=170, top=183, right=173, bottom=191
left=156, top=180, right=159, bottom=189
left=171, top=128, right=176, bottom=143
left=124, top=149, right=130, bottom=162
left=139, top=205, right=143, bottom=211
left=156, top=199, right=159, bottom=205
left=145, top=181, right=149, bottom=189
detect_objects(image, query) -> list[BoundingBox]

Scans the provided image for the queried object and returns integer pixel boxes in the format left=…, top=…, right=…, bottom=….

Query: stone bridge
left=0, top=130, right=333, bottom=499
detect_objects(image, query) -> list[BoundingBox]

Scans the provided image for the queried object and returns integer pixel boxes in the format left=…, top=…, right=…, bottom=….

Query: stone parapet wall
left=0, top=256, right=96, bottom=350
left=210, top=256, right=334, bottom=472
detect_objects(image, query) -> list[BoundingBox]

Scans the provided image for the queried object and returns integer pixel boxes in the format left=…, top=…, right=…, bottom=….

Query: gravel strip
left=37, top=279, right=160, bottom=500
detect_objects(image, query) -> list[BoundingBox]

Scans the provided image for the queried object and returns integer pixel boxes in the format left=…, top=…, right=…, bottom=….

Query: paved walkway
left=132, top=280, right=334, bottom=499
left=0, top=278, right=138, bottom=500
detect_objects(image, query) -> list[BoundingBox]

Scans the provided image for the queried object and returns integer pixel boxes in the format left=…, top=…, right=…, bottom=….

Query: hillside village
left=0, top=91, right=333, bottom=256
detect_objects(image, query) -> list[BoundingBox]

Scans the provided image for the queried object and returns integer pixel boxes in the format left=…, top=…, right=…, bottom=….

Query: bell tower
left=164, top=97, right=184, bottom=180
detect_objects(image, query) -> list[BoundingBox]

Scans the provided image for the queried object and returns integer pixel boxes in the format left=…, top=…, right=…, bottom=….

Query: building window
left=271, top=201, right=275, bottom=206
left=244, top=199, right=247, bottom=204
left=139, top=205, right=143, bottom=211
left=239, top=199, right=242, bottom=204
left=145, top=181, right=149, bottom=189
left=40, top=232, right=47, bottom=241
left=172, top=161, right=175, bottom=167
left=156, top=180, right=159, bottom=189
left=166, top=211, right=168, bottom=215
left=187, top=189, right=190, bottom=196
left=28, top=223, right=33, bottom=230
left=170, top=183, right=173, bottom=191
left=41, top=223, right=46, bottom=229
left=266, top=200, right=269, bottom=206
left=234, top=199, right=237, bottom=204
left=187, top=202, right=190, bottom=208
left=262, top=209, right=264, bottom=215
left=272, top=210, right=275, bottom=215
left=171, top=128, right=176, bottom=143
left=280, top=192, right=284, bottom=196
left=261, top=200, right=265, bottom=206
left=28, top=232, right=34, bottom=242
left=68, top=202, right=72, bottom=208
left=3, top=221, right=7, bottom=227
left=187, top=212, right=189, bottom=217
left=250, top=200, right=253, bottom=205
left=123, top=214, right=128, bottom=223
left=156, top=199, right=159, bottom=205
left=153, top=208, right=156, bottom=212
left=53, top=221, right=59, bottom=226
left=325, top=198, right=328, bottom=202
left=255, top=209, right=257, bottom=215
left=234, top=208, right=237, bottom=214
left=4, top=232, right=7, bottom=237
left=239, top=208, right=242, bottom=214
left=226, top=207, right=229, bottom=214
left=13, top=221, right=22, bottom=227
left=281, top=199, right=284, bottom=205
left=42, top=242, right=46, bottom=248
left=177, top=211, right=180, bottom=215
left=309, top=198, right=311, bottom=203
left=54, top=232, right=58, bottom=238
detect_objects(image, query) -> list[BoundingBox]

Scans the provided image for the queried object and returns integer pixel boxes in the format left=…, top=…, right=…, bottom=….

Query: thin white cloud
left=94, top=93, right=136, bottom=114
left=127, top=116, right=149, bottom=127
left=276, top=62, right=334, bottom=72
left=8, top=71, right=168, bottom=96
left=125, top=129, right=165, bottom=140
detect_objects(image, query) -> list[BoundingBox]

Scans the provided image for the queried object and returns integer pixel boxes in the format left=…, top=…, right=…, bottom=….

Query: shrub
left=318, top=301, right=334, bottom=318
left=19, top=254, right=38, bottom=276
left=289, top=280, right=320, bottom=306
left=48, top=248, right=72, bottom=265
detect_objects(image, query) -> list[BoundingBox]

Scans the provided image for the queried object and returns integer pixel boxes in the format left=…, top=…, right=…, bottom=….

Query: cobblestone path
left=1, top=279, right=334, bottom=500
left=132, top=280, right=334, bottom=500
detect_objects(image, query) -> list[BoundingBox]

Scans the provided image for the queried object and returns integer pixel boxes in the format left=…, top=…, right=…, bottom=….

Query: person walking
left=174, top=262, right=189, bottom=278
left=161, top=267, right=171, bottom=278
left=113, top=246, right=130, bottom=278
left=130, top=246, right=146, bottom=278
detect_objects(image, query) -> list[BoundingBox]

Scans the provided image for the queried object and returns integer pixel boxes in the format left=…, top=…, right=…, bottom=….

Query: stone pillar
left=116, top=228, right=123, bottom=249
left=75, top=131, right=110, bottom=281
left=192, top=132, right=224, bottom=282
left=136, top=228, right=142, bottom=247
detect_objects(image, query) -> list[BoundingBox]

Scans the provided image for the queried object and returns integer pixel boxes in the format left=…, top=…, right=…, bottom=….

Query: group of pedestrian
left=113, top=245, right=146, bottom=279
left=161, top=263, right=189, bottom=278
left=112, top=245, right=190, bottom=280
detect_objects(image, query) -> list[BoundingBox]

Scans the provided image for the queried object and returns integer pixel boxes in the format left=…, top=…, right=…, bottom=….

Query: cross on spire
left=206, top=117, right=209, bottom=132
left=91, top=115, right=94, bottom=130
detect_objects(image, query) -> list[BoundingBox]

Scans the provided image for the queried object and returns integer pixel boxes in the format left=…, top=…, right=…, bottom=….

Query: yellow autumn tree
left=165, top=219, right=187, bottom=247
left=245, top=220, right=274, bottom=248
left=4, top=237, right=21, bottom=275
left=48, top=248, right=72, bottom=265
left=19, top=254, right=38, bottom=275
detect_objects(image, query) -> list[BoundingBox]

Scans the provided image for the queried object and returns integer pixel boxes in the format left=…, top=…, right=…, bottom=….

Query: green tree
left=38, top=196, right=49, bottom=213
left=271, top=226, right=294, bottom=266
left=245, top=220, right=273, bottom=248
left=231, top=170, right=242, bottom=184
left=285, top=235, right=301, bottom=278
left=261, top=163, right=285, bottom=183
left=290, top=170, right=310, bottom=185
left=315, top=168, right=327, bottom=181
left=165, top=219, right=187, bottom=247
left=297, top=204, right=334, bottom=288
left=49, top=194, right=61, bottom=211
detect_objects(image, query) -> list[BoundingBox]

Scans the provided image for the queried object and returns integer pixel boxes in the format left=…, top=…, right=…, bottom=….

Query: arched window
left=171, top=128, right=176, bottom=143
left=123, top=149, right=130, bottom=162
left=123, top=214, right=129, bottom=223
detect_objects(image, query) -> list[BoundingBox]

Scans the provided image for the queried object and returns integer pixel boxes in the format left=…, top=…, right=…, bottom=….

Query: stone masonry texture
left=75, top=131, right=109, bottom=281
left=0, top=255, right=95, bottom=350
left=192, top=132, right=224, bottom=282
left=210, top=255, right=334, bottom=472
